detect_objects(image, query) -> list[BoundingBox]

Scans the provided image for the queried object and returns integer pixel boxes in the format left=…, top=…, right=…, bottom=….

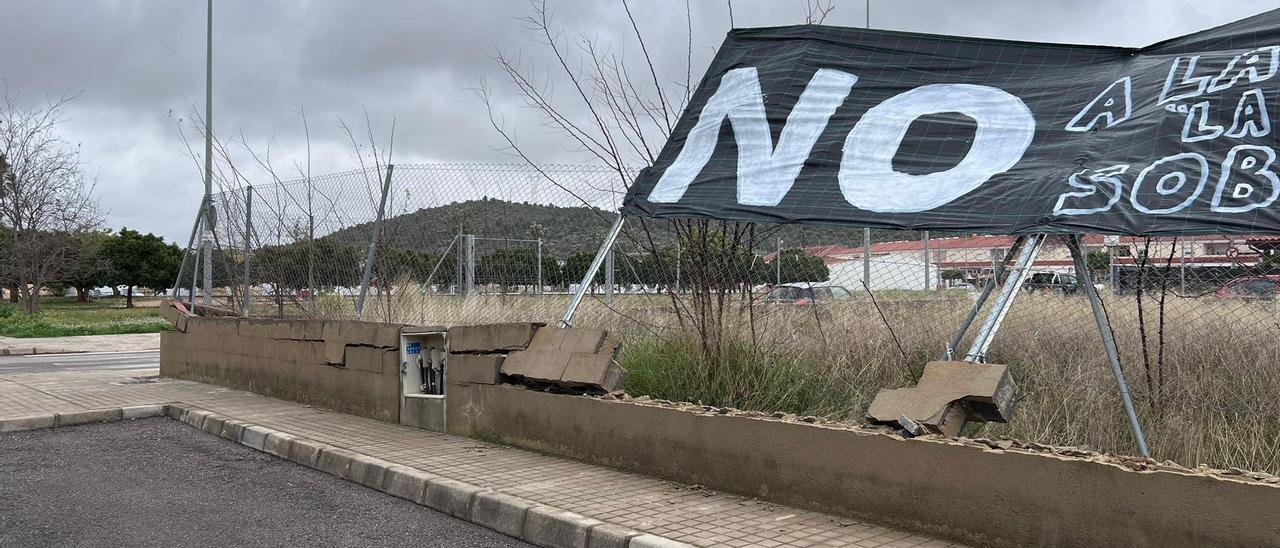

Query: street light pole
left=200, top=0, right=215, bottom=306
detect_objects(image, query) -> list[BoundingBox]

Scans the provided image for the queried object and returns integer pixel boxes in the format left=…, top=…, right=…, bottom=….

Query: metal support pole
left=561, top=214, right=625, bottom=327
left=201, top=215, right=213, bottom=306
left=923, top=231, right=931, bottom=291
left=356, top=164, right=394, bottom=318
left=965, top=234, right=1046, bottom=362
left=463, top=234, right=476, bottom=297
left=240, top=186, right=253, bottom=317
left=189, top=214, right=202, bottom=309
left=536, top=238, right=543, bottom=295
left=1067, top=235, right=1150, bottom=457
left=944, top=237, right=1026, bottom=360
left=604, top=246, right=615, bottom=305
left=172, top=199, right=205, bottom=300
left=862, top=227, right=872, bottom=288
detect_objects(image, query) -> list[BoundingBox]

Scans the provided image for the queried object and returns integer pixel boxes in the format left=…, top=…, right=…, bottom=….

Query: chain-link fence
left=176, top=162, right=1280, bottom=475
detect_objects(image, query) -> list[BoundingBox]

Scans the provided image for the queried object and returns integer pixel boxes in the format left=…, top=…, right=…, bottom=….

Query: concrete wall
left=161, top=317, right=402, bottom=422
left=446, top=383, right=1280, bottom=548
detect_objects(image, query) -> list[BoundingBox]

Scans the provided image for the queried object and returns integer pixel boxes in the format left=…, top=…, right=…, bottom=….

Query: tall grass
left=363, top=286, right=1280, bottom=474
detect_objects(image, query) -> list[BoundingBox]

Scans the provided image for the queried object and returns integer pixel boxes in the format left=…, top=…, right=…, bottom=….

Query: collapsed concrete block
left=866, top=361, right=1016, bottom=436
left=560, top=352, right=626, bottom=393
left=448, top=354, right=505, bottom=385
left=500, top=326, right=625, bottom=392
left=448, top=322, right=543, bottom=353
left=529, top=326, right=607, bottom=354
left=500, top=349, right=571, bottom=383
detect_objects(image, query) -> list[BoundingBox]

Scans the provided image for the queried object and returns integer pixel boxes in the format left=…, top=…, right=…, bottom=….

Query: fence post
left=536, top=238, right=543, bottom=295
left=775, top=237, right=782, bottom=287
left=455, top=232, right=463, bottom=295
left=1067, top=235, right=1150, bottom=457
left=862, top=227, right=871, bottom=289
left=464, top=234, right=476, bottom=297
left=241, top=185, right=253, bottom=317
left=675, top=238, right=681, bottom=294
left=923, top=230, right=932, bottom=291
left=604, top=245, right=615, bottom=305
left=356, top=163, right=394, bottom=319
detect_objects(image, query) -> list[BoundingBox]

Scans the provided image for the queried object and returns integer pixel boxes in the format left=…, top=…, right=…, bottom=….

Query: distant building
left=774, top=235, right=1272, bottom=291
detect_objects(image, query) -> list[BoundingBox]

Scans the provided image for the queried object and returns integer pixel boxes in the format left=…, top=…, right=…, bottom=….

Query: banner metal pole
left=356, top=164, right=394, bottom=319
left=1068, top=235, right=1150, bottom=457
left=561, top=214, right=625, bottom=327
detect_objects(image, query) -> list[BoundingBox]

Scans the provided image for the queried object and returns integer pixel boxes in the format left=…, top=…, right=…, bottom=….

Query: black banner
left=621, top=10, right=1280, bottom=235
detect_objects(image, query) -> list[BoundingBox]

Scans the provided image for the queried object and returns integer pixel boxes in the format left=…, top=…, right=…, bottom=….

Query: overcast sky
left=1, top=0, right=1276, bottom=243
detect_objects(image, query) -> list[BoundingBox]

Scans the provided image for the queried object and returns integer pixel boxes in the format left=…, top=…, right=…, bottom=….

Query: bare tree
left=481, top=0, right=770, bottom=369
left=0, top=88, right=102, bottom=314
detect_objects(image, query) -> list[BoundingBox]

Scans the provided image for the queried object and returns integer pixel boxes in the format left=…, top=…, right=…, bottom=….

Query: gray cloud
left=1, top=0, right=1274, bottom=242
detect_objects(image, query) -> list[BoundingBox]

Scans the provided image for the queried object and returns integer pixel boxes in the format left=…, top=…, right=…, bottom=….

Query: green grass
left=0, top=297, right=170, bottom=338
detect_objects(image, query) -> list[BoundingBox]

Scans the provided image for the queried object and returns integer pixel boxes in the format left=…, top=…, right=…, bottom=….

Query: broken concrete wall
left=160, top=317, right=402, bottom=422
left=494, top=326, right=625, bottom=392
left=445, top=383, right=1280, bottom=548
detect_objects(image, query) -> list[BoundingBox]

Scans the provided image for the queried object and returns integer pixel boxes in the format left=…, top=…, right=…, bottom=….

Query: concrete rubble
left=864, top=360, right=1016, bottom=436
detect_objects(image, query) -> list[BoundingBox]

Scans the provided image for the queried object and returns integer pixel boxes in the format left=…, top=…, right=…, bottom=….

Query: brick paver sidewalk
left=0, top=362, right=959, bottom=548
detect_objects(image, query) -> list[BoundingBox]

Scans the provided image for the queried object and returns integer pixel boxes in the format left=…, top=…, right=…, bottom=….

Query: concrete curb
left=0, top=404, right=167, bottom=433
left=165, top=403, right=692, bottom=548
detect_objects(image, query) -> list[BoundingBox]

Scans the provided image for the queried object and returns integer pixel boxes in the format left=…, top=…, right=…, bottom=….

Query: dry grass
left=359, top=287, right=1280, bottom=474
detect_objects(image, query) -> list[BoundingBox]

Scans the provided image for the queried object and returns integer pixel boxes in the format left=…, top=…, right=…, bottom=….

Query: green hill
left=324, top=198, right=925, bottom=258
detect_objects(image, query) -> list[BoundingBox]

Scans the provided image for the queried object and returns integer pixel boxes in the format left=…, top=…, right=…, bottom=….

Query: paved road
left=0, top=350, right=159, bottom=375
left=0, top=418, right=530, bottom=547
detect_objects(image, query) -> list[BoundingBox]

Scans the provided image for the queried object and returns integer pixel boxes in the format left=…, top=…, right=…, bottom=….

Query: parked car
left=760, top=282, right=854, bottom=305
left=1213, top=275, right=1280, bottom=300
left=1022, top=272, right=1084, bottom=294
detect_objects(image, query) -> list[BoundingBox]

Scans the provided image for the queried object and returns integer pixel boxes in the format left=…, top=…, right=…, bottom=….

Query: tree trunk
left=19, top=285, right=38, bottom=314
left=7, top=286, right=17, bottom=303
left=126, top=285, right=135, bottom=308
left=76, top=286, right=90, bottom=302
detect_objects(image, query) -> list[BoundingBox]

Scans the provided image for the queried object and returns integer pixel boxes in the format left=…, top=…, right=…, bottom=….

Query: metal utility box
left=399, top=327, right=448, bottom=432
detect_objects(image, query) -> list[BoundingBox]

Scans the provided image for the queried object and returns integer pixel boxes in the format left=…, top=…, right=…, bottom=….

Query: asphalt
left=0, top=418, right=530, bottom=548
left=0, top=350, right=159, bottom=375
